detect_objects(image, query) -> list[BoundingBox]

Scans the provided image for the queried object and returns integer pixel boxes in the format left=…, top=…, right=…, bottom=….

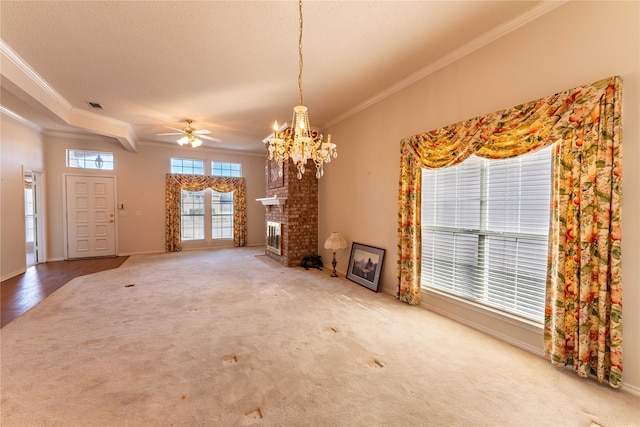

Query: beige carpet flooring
left=1, top=247, right=638, bottom=426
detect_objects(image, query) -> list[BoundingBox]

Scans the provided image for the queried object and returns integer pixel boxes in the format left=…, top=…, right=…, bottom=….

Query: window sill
left=181, top=239, right=235, bottom=250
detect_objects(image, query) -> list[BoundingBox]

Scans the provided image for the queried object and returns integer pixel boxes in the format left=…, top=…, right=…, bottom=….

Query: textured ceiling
left=1, top=1, right=553, bottom=153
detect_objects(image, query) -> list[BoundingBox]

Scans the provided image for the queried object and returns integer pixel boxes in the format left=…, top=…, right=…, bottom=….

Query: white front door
left=65, top=175, right=116, bottom=259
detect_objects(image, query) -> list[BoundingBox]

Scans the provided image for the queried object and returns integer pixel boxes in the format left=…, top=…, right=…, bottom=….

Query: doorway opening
left=24, top=171, right=44, bottom=266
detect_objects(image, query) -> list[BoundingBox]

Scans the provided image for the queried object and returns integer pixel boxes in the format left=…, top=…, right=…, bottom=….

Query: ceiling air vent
left=86, top=101, right=103, bottom=110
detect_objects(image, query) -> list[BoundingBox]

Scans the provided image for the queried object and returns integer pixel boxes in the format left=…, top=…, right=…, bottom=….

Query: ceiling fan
left=158, top=119, right=221, bottom=147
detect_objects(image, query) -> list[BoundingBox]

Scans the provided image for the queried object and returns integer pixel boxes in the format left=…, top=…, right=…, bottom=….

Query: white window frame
left=171, top=158, right=206, bottom=242
left=211, top=190, right=234, bottom=239
left=170, top=158, right=205, bottom=175
left=420, top=145, right=553, bottom=324
left=181, top=190, right=206, bottom=241
left=210, top=161, right=240, bottom=240
left=66, top=149, right=114, bottom=170
left=171, top=158, right=238, bottom=244
left=211, top=161, right=242, bottom=177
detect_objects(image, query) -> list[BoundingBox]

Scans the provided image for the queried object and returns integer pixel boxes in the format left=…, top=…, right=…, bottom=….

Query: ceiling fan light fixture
left=177, top=134, right=203, bottom=148
left=166, top=119, right=211, bottom=148
left=265, top=0, right=337, bottom=180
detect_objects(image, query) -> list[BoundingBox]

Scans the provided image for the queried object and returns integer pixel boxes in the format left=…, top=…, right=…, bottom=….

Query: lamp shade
left=324, top=232, right=347, bottom=250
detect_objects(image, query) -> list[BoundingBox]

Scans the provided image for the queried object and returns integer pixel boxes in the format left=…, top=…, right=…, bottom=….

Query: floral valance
left=165, top=174, right=247, bottom=251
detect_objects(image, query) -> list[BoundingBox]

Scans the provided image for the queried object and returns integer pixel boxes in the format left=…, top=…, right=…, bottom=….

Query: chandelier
left=265, top=0, right=337, bottom=180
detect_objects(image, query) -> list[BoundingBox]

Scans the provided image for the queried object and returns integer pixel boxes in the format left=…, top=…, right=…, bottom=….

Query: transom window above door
left=66, top=149, right=114, bottom=170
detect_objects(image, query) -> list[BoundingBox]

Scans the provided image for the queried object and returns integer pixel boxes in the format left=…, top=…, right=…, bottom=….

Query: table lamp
left=324, top=232, right=348, bottom=277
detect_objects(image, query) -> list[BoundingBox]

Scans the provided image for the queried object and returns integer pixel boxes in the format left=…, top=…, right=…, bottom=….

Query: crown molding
left=137, top=140, right=265, bottom=157
left=0, top=40, right=71, bottom=111
left=323, top=1, right=568, bottom=129
left=0, top=105, right=43, bottom=132
left=43, top=130, right=118, bottom=143
left=1, top=39, right=138, bottom=152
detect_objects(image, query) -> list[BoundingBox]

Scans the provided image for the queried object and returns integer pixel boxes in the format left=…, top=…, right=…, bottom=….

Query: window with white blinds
left=170, top=158, right=238, bottom=243
left=420, top=145, right=553, bottom=322
left=171, top=158, right=206, bottom=241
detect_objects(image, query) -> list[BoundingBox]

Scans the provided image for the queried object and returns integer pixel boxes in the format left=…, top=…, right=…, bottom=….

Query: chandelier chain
left=298, top=0, right=303, bottom=106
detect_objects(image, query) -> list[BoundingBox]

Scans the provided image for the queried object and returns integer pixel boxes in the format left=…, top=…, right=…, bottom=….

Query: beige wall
left=0, top=114, right=44, bottom=280
left=319, top=1, right=640, bottom=392
left=43, top=134, right=266, bottom=260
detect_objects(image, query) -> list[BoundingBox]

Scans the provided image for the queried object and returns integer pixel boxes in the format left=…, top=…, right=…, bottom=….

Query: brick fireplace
left=260, top=158, right=318, bottom=267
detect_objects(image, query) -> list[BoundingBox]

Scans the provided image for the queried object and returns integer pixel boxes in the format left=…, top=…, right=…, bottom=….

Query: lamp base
left=331, top=251, right=338, bottom=277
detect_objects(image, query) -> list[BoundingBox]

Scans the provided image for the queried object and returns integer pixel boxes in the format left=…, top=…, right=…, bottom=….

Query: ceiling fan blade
left=157, top=132, right=183, bottom=136
left=193, top=129, right=212, bottom=135
left=201, top=135, right=222, bottom=143
left=163, top=126, right=187, bottom=133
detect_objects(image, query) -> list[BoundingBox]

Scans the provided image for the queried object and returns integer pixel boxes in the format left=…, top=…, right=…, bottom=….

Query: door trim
left=62, top=173, right=118, bottom=260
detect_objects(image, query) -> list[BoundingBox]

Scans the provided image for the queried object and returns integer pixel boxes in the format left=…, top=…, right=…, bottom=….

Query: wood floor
left=1, top=257, right=128, bottom=328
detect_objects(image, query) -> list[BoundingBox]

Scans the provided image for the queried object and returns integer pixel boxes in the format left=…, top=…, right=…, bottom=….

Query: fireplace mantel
left=256, top=196, right=287, bottom=213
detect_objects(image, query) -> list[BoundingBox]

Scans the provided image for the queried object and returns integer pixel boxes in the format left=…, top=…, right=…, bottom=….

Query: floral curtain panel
left=165, top=174, right=247, bottom=251
left=397, top=76, right=622, bottom=387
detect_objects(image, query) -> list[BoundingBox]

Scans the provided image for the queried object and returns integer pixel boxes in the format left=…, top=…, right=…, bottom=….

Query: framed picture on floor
left=346, top=243, right=385, bottom=292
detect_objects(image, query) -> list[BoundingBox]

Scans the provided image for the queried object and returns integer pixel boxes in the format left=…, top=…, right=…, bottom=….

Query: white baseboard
left=378, top=285, right=544, bottom=355
left=622, top=382, right=640, bottom=397
left=118, top=250, right=165, bottom=256
left=1, top=267, right=27, bottom=282
left=421, top=289, right=544, bottom=355
left=378, top=284, right=396, bottom=296
left=416, top=289, right=640, bottom=395
left=423, top=299, right=544, bottom=356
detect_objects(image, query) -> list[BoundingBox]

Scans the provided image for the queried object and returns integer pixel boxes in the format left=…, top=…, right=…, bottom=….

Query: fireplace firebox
left=266, top=221, right=282, bottom=255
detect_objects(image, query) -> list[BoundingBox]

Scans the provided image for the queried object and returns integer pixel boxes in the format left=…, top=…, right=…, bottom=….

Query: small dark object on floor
left=301, top=254, right=323, bottom=270
left=125, top=284, right=135, bottom=288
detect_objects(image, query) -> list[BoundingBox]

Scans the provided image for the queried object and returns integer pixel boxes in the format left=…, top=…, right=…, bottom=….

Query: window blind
left=181, top=190, right=205, bottom=240
left=421, top=145, right=552, bottom=322
left=211, top=191, right=234, bottom=239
